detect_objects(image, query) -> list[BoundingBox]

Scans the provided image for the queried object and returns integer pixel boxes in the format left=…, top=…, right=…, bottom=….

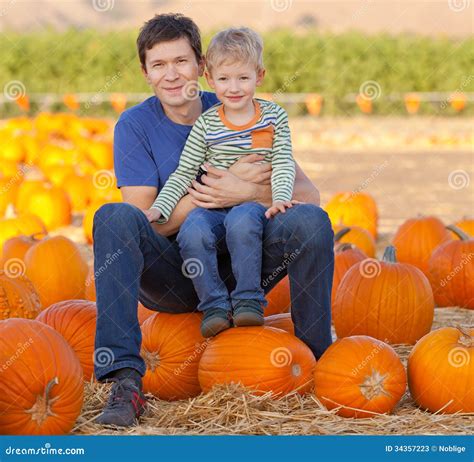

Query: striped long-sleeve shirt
left=152, top=98, right=295, bottom=223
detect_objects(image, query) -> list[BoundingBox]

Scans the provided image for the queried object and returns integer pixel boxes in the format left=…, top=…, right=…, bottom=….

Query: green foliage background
left=1, top=29, right=473, bottom=115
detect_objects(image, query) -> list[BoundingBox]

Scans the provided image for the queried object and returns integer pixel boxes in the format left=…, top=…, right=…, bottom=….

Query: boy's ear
left=205, top=70, right=215, bottom=89
left=256, top=68, right=266, bottom=87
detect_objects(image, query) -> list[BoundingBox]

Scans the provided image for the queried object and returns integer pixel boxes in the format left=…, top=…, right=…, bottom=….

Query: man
left=93, top=13, right=334, bottom=427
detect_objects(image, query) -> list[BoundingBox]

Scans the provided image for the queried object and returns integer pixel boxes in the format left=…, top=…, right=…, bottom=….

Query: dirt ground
left=296, top=149, right=473, bottom=239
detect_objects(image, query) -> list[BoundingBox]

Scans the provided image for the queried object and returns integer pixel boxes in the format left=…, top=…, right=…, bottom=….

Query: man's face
left=142, top=37, right=204, bottom=107
left=206, top=61, right=265, bottom=112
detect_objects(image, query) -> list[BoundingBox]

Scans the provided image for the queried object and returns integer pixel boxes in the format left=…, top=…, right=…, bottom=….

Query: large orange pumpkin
left=392, top=216, right=452, bottom=276
left=452, top=218, right=474, bottom=238
left=264, top=313, right=294, bottom=334
left=1, top=234, right=43, bottom=265
left=60, top=173, right=92, bottom=212
left=332, top=243, right=367, bottom=315
left=36, top=300, right=97, bottom=381
left=25, top=236, right=88, bottom=308
left=198, top=326, right=316, bottom=397
left=0, top=319, right=84, bottom=434
left=90, top=172, right=122, bottom=203
left=141, top=312, right=207, bottom=400
left=333, top=246, right=434, bottom=344
left=325, top=192, right=378, bottom=239
left=0, top=159, right=21, bottom=179
left=44, top=165, right=76, bottom=187
left=15, top=180, right=49, bottom=213
left=85, top=140, right=113, bottom=170
left=0, top=213, right=46, bottom=260
left=333, top=225, right=375, bottom=258
left=264, top=276, right=291, bottom=316
left=0, top=270, right=42, bottom=320
left=0, top=135, right=24, bottom=163
left=37, top=145, right=78, bottom=172
left=408, top=327, right=473, bottom=414
left=428, top=226, right=474, bottom=309
left=137, top=304, right=156, bottom=325
left=17, top=183, right=71, bottom=230
left=314, top=336, right=406, bottom=418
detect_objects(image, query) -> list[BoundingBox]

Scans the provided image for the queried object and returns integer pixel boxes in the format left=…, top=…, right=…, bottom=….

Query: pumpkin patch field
left=0, top=111, right=472, bottom=436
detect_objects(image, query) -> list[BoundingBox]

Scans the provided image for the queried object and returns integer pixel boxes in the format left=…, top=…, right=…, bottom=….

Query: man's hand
left=265, top=200, right=304, bottom=219
left=228, top=154, right=272, bottom=184
left=143, top=208, right=162, bottom=223
left=187, top=164, right=261, bottom=209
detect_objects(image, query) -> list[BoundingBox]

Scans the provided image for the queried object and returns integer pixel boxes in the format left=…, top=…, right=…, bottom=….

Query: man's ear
left=256, top=68, right=266, bottom=87
left=198, top=56, right=206, bottom=77
left=141, top=65, right=151, bottom=85
left=205, top=70, right=215, bottom=89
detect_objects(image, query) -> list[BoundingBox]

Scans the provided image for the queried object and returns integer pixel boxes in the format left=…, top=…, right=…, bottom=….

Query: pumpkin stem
left=335, top=243, right=355, bottom=253
left=334, top=227, right=351, bottom=242
left=142, top=349, right=160, bottom=372
left=30, top=232, right=47, bottom=241
left=457, top=326, right=473, bottom=348
left=382, top=246, right=397, bottom=263
left=25, top=377, right=59, bottom=426
left=359, top=369, right=391, bottom=400
left=446, top=225, right=470, bottom=241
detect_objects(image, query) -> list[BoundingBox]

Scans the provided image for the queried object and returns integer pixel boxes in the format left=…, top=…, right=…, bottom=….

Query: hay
left=73, top=308, right=473, bottom=435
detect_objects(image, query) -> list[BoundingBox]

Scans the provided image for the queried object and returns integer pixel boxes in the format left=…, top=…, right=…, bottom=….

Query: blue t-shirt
left=114, top=91, right=219, bottom=190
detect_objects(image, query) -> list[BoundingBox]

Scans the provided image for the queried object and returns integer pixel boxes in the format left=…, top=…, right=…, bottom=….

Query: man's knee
left=93, top=202, right=143, bottom=233
left=273, top=204, right=333, bottom=244
left=296, top=204, right=331, bottom=229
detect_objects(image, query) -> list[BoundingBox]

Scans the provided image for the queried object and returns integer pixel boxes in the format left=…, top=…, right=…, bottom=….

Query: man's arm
left=293, top=161, right=320, bottom=206
left=120, top=160, right=320, bottom=235
left=120, top=186, right=197, bottom=237
left=188, top=160, right=320, bottom=208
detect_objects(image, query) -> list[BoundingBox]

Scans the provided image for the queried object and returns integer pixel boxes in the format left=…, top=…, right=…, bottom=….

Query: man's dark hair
left=137, top=13, right=203, bottom=68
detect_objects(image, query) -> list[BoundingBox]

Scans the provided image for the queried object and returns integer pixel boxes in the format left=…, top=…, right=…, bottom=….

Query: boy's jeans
left=176, top=202, right=268, bottom=312
left=93, top=202, right=334, bottom=381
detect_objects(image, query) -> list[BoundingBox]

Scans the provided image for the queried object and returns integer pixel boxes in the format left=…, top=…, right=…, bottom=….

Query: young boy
left=143, top=27, right=298, bottom=337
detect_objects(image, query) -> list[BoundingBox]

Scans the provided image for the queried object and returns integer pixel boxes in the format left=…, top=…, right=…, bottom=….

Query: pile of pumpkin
left=0, top=114, right=472, bottom=435
left=0, top=187, right=472, bottom=435
left=0, top=113, right=120, bottom=246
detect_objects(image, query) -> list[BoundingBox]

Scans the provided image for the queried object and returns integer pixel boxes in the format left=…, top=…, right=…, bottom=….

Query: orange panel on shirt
left=251, top=126, right=274, bottom=149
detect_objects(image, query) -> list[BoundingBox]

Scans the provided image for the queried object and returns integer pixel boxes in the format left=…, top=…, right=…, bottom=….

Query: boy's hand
left=265, top=200, right=304, bottom=219
left=143, top=208, right=162, bottom=223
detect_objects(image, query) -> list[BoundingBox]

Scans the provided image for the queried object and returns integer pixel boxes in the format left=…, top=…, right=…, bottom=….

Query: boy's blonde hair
left=206, top=27, right=264, bottom=74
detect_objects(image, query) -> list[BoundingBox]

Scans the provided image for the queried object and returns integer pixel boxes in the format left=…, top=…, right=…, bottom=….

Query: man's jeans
left=93, top=202, right=334, bottom=381
left=176, top=202, right=268, bottom=312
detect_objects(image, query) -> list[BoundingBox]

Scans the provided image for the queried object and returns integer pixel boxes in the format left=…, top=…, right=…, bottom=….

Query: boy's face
left=206, top=60, right=265, bottom=111
left=142, top=37, right=205, bottom=108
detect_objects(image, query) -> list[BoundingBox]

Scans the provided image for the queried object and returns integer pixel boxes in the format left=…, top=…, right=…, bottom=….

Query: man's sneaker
left=201, top=308, right=231, bottom=338
left=233, top=300, right=264, bottom=327
left=95, top=377, right=147, bottom=427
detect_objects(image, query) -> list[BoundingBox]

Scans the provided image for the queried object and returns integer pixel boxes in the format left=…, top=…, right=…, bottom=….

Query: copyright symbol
left=431, top=445, right=437, bottom=452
